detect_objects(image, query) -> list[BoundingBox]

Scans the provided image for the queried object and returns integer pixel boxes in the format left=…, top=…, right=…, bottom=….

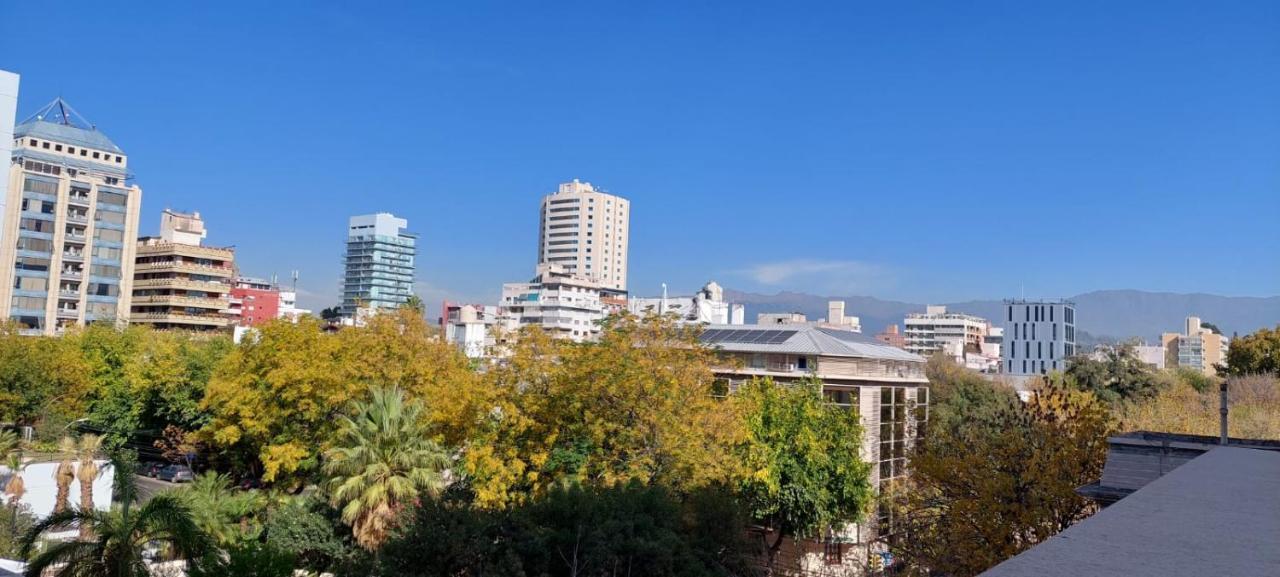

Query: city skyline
left=1, top=2, right=1277, bottom=314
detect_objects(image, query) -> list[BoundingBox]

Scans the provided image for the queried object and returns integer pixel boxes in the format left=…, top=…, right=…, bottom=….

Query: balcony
left=131, top=294, right=227, bottom=310
left=132, top=277, right=230, bottom=293
left=68, top=194, right=92, bottom=207
left=129, top=311, right=230, bottom=328
left=134, top=260, right=235, bottom=277
left=135, top=241, right=234, bottom=261
left=62, top=251, right=85, bottom=262
left=58, top=289, right=80, bottom=300
left=56, top=308, right=79, bottom=319
left=60, top=269, right=83, bottom=280
left=65, top=212, right=89, bottom=224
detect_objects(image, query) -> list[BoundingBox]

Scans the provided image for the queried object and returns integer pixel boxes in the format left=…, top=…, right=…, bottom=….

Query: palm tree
left=180, top=473, right=265, bottom=546
left=75, top=434, right=103, bottom=539
left=0, top=430, right=18, bottom=462
left=323, top=386, right=450, bottom=550
left=53, top=437, right=77, bottom=514
left=3, top=452, right=26, bottom=540
left=20, top=483, right=215, bottom=577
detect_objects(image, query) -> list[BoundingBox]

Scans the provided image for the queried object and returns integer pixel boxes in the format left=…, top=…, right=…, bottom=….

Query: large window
left=13, top=276, right=48, bottom=291
left=89, top=263, right=122, bottom=278
left=98, top=190, right=128, bottom=206
left=15, top=257, right=50, bottom=272
left=92, top=245, right=122, bottom=261
left=94, top=228, right=124, bottom=243
left=95, top=210, right=126, bottom=225
left=15, top=237, right=53, bottom=253
left=879, top=386, right=908, bottom=483
left=11, top=296, right=46, bottom=311
left=19, top=218, right=55, bottom=233
left=23, top=178, right=59, bottom=195
left=87, top=283, right=119, bottom=297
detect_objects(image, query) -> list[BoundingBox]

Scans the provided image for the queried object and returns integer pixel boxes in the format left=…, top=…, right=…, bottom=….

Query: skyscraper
left=341, top=213, right=415, bottom=316
left=537, top=179, right=629, bottom=291
left=1, top=98, right=143, bottom=335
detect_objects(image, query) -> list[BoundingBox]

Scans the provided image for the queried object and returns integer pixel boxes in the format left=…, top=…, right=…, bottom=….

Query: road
left=133, top=474, right=187, bottom=501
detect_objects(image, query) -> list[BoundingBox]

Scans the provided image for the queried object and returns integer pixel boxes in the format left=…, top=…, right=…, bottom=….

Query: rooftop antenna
left=291, top=270, right=299, bottom=292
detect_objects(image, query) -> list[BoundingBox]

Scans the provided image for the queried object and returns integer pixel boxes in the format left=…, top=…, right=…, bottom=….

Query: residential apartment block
left=537, top=179, right=629, bottom=291
left=228, top=277, right=279, bottom=327
left=500, top=263, right=626, bottom=342
left=1001, top=299, right=1076, bottom=381
left=1161, top=316, right=1228, bottom=375
left=699, top=324, right=928, bottom=573
left=904, top=305, right=1001, bottom=372
left=1, top=98, right=142, bottom=334
left=130, top=210, right=233, bottom=331
left=627, top=281, right=744, bottom=325
left=341, top=213, right=415, bottom=317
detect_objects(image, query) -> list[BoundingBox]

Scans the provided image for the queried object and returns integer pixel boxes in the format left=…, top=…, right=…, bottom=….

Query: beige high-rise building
left=1161, top=315, right=1228, bottom=376
left=130, top=210, right=235, bottom=331
left=1, top=98, right=142, bottom=335
left=537, top=179, right=629, bottom=291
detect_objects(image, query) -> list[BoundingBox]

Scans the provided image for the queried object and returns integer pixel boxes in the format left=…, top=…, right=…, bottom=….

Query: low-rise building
left=627, top=281, right=744, bottom=325
left=904, top=305, right=1000, bottom=372
left=699, top=324, right=928, bottom=573
left=228, top=277, right=279, bottom=327
left=499, top=263, right=626, bottom=342
left=1161, top=316, right=1228, bottom=375
left=130, top=210, right=233, bottom=331
left=443, top=303, right=501, bottom=358
left=875, top=324, right=906, bottom=349
left=757, top=301, right=861, bottom=333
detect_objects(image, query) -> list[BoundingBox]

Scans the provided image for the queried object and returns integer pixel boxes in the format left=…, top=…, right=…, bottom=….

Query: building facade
left=1161, top=316, right=1228, bottom=375
left=1, top=98, right=142, bottom=335
left=904, top=305, right=1001, bottom=372
left=757, top=301, right=861, bottom=333
left=341, top=213, right=415, bottom=316
left=875, top=324, right=906, bottom=349
left=1000, top=299, right=1076, bottom=381
left=537, top=179, right=629, bottom=291
left=699, top=324, right=928, bottom=573
left=228, top=277, right=280, bottom=327
left=500, top=263, right=627, bottom=342
left=131, top=210, right=233, bottom=331
left=443, top=303, right=501, bottom=358
left=0, top=70, right=17, bottom=250
left=627, top=281, right=744, bottom=325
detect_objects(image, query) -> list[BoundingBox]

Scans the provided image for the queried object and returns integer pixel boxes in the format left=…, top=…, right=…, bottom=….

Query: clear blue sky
left=3, top=1, right=1277, bottom=313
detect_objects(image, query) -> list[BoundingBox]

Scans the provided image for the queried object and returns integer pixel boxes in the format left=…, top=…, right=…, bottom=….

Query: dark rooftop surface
left=981, top=446, right=1280, bottom=577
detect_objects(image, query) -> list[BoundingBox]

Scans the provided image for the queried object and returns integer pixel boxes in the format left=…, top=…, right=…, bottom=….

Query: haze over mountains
left=725, top=289, right=1280, bottom=343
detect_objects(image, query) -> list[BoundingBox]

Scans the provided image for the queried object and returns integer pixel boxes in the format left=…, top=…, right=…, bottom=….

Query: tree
left=324, top=386, right=450, bottom=550
left=733, top=377, right=873, bottom=572
left=75, top=434, right=103, bottom=539
left=0, top=324, right=89, bottom=429
left=891, top=378, right=1112, bottom=577
left=180, top=473, right=267, bottom=547
left=20, top=481, right=215, bottom=577
left=264, top=496, right=357, bottom=574
left=53, top=437, right=76, bottom=515
left=1122, top=374, right=1280, bottom=440
left=400, top=295, right=425, bottom=315
left=4, top=453, right=27, bottom=540
left=1065, top=344, right=1162, bottom=404
left=320, top=307, right=342, bottom=321
left=1221, top=325, right=1280, bottom=376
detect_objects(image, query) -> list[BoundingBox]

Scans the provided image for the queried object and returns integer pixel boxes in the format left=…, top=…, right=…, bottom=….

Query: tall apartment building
left=537, top=179, right=629, bottom=291
left=2, top=98, right=143, bottom=335
left=1161, top=316, right=1228, bottom=375
left=131, top=210, right=234, bottom=331
left=1001, top=299, right=1076, bottom=381
left=904, top=305, right=1001, bottom=372
left=500, top=263, right=627, bottom=342
left=341, top=213, right=415, bottom=317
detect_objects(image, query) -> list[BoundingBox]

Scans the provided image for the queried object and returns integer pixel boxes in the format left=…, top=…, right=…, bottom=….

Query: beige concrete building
left=1161, top=316, right=1228, bottom=375
left=699, top=324, right=929, bottom=573
left=1, top=98, right=142, bottom=335
left=130, top=210, right=234, bottom=331
left=537, top=179, right=629, bottom=291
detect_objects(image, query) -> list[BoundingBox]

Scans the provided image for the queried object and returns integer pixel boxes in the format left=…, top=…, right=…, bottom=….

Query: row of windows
left=1010, top=359, right=1060, bottom=374
left=27, top=138, right=123, bottom=163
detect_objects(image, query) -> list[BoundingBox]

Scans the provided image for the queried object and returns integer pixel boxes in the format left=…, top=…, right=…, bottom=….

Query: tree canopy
left=1222, top=325, right=1280, bottom=376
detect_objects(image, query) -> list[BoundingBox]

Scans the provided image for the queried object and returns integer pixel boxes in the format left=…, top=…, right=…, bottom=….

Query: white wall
left=2, top=460, right=114, bottom=519
left=0, top=70, right=19, bottom=251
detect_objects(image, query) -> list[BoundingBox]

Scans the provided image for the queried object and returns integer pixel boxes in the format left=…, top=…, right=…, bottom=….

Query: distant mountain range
left=724, top=289, right=1280, bottom=343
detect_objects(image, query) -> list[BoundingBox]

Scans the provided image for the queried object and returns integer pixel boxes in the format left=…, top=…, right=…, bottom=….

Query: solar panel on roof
left=699, top=329, right=797, bottom=345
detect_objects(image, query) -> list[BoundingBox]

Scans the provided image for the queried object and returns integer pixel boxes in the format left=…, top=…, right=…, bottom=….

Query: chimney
left=828, top=301, right=845, bottom=326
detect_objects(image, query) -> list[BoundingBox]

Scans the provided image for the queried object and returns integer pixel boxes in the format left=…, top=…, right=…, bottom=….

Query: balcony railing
left=65, top=213, right=89, bottom=224
left=131, top=295, right=227, bottom=309
left=129, top=312, right=230, bottom=327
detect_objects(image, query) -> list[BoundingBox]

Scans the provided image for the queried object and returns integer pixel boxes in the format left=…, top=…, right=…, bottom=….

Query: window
left=55, top=144, right=63, bottom=152
left=11, top=296, right=46, bottom=310
left=15, top=257, right=51, bottom=272
left=95, top=210, right=126, bottom=225
left=42, top=142, right=50, bottom=149
left=28, top=139, right=36, bottom=146
left=13, top=276, right=48, bottom=291
left=92, top=152, right=100, bottom=159
left=87, top=283, right=119, bottom=297
left=94, top=228, right=124, bottom=243
left=114, top=155, right=122, bottom=163
left=23, top=178, right=58, bottom=195
left=80, top=149, right=87, bottom=156
left=19, top=218, right=55, bottom=233
left=68, top=147, right=75, bottom=154
left=92, top=245, right=122, bottom=260
left=15, top=237, right=53, bottom=252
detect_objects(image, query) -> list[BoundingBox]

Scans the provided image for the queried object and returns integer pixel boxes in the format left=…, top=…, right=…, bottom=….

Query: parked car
left=136, top=462, right=164, bottom=478
left=157, top=464, right=194, bottom=483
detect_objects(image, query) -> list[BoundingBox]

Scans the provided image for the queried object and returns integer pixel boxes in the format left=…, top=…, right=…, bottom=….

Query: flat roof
left=980, top=446, right=1280, bottom=577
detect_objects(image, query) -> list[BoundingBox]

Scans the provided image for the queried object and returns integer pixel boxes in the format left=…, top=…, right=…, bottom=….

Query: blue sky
left=3, top=1, right=1277, bottom=313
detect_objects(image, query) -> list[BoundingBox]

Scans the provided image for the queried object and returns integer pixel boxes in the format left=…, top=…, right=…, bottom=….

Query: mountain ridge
left=724, top=288, right=1280, bottom=342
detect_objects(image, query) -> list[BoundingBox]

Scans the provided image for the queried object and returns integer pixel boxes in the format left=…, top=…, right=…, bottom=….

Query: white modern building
left=627, top=281, right=745, bottom=325
left=278, top=289, right=310, bottom=321
left=443, top=303, right=501, bottom=358
left=904, top=305, right=1001, bottom=372
left=341, top=213, right=415, bottom=316
left=537, top=179, right=630, bottom=291
left=1001, top=299, right=1077, bottom=382
left=500, top=263, right=627, bottom=342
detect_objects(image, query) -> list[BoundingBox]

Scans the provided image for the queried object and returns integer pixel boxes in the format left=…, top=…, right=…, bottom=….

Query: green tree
left=1221, top=325, right=1280, bottom=376
left=179, top=473, right=267, bottom=547
left=400, top=295, right=425, bottom=315
left=0, top=324, right=89, bottom=429
left=20, top=463, right=216, bottom=577
left=733, top=377, right=873, bottom=572
left=1065, top=343, right=1162, bottom=404
left=891, top=378, right=1112, bottom=577
left=324, top=386, right=450, bottom=550
left=264, top=497, right=357, bottom=574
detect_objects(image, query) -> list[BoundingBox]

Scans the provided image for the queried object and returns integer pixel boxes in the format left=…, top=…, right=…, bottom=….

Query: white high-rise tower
left=537, top=179, right=630, bottom=292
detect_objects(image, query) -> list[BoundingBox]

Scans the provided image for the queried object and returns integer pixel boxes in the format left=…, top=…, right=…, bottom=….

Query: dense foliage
left=1064, top=343, right=1162, bottom=405
left=1221, top=325, right=1280, bottom=376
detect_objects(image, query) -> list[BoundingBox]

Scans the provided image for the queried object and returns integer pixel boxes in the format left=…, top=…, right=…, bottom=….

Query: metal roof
left=14, top=97, right=122, bottom=152
left=698, top=324, right=923, bottom=362
left=980, top=446, right=1280, bottom=577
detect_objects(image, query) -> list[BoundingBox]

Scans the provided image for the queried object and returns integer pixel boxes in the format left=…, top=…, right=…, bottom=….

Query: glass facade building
left=340, top=213, right=415, bottom=316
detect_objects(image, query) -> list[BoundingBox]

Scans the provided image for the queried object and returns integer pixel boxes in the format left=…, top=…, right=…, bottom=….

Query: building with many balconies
left=904, top=305, right=1001, bottom=372
left=341, top=213, right=415, bottom=317
left=1161, top=316, right=1228, bottom=376
left=1, top=97, right=143, bottom=335
left=500, top=263, right=626, bottom=342
left=130, top=210, right=233, bottom=331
